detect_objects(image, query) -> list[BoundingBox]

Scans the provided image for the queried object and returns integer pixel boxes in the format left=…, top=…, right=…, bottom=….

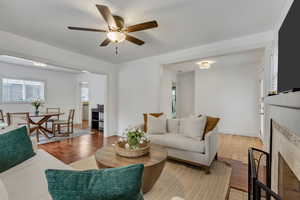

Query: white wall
left=0, top=30, right=118, bottom=136
left=118, top=60, right=162, bottom=132
left=0, top=62, right=79, bottom=121
left=195, top=64, right=260, bottom=137
left=177, top=71, right=195, bottom=118
left=118, top=32, right=273, bottom=133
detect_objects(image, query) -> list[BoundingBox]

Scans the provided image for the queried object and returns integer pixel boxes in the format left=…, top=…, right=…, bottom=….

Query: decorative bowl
left=114, top=141, right=151, bottom=158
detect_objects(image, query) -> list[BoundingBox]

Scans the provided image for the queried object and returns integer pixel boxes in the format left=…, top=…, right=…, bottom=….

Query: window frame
left=0, top=77, right=47, bottom=104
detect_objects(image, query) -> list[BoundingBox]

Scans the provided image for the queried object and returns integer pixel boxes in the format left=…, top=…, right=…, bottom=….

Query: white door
left=259, top=79, right=265, bottom=138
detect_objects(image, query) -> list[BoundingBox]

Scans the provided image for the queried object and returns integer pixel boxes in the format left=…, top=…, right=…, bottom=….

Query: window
left=80, top=82, right=89, bottom=102
left=171, top=83, right=176, bottom=118
left=2, top=78, right=45, bottom=103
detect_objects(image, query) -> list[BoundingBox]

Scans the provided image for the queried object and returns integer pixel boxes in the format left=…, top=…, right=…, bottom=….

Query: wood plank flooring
left=39, top=125, right=263, bottom=199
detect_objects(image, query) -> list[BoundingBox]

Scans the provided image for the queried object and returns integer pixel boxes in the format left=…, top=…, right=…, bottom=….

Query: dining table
left=28, top=112, right=64, bottom=142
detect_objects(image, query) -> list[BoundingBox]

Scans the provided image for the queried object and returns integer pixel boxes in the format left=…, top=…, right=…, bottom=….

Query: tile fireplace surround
left=265, top=91, right=300, bottom=200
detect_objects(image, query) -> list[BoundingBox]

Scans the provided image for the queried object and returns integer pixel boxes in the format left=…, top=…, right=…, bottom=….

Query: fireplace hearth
left=278, top=153, right=300, bottom=200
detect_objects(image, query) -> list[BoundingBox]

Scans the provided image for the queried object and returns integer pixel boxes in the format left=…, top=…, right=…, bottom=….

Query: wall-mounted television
left=278, top=0, right=300, bottom=93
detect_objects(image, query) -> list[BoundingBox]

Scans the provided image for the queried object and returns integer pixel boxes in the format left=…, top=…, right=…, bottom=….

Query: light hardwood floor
left=219, top=134, right=263, bottom=200
left=218, top=133, right=263, bottom=163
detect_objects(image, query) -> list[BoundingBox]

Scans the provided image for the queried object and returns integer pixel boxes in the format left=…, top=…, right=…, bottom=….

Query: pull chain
left=115, top=46, right=119, bottom=56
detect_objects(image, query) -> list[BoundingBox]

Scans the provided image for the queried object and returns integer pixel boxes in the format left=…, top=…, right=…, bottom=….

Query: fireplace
left=271, top=120, right=300, bottom=200
left=278, top=153, right=300, bottom=200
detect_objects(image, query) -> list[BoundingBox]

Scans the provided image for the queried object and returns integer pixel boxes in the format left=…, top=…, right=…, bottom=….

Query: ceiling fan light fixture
left=107, top=31, right=126, bottom=43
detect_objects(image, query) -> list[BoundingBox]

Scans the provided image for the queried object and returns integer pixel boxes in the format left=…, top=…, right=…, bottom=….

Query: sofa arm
left=204, top=126, right=219, bottom=165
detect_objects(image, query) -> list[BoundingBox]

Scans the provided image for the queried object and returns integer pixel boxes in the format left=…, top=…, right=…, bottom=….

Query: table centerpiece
left=115, top=127, right=150, bottom=158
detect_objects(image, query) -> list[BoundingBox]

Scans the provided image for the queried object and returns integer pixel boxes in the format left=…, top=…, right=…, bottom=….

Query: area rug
left=70, top=157, right=232, bottom=200
left=33, top=129, right=91, bottom=144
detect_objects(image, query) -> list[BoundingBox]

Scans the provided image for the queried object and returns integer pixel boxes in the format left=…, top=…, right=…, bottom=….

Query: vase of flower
left=114, top=127, right=150, bottom=158
left=31, top=100, right=44, bottom=115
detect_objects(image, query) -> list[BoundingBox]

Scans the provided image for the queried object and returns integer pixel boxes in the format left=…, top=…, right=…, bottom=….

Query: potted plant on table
left=115, top=127, right=150, bottom=158
left=31, top=99, right=44, bottom=114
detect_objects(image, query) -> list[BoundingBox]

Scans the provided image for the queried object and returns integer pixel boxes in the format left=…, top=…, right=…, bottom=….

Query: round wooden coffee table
left=95, top=144, right=167, bottom=193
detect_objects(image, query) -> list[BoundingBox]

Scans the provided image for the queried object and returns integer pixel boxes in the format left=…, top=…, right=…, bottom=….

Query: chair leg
left=215, top=153, right=218, bottom=160
left=36, top=130, right=39, bottom=143
left=67, top=124, right=70, bottom=135
left=204, top=166, right=211, bottom=174
left=52, top=124, right=56, bottom=137
left=58, top=124, right=61, bottom=135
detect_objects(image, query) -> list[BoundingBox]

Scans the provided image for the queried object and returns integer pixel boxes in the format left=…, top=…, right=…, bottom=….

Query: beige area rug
left=70, top=157, right=232, bottom=200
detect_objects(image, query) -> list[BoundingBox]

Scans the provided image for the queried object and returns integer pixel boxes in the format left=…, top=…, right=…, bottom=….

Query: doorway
left=80, top=82, right=89, bottom=128
left=77, top=72, right=107, bottom=132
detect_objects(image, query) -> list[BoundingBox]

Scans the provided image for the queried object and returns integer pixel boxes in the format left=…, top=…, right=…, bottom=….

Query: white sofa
left=0, top=149, right=71, bottom=200
left=139, top=119, right=219, bottom=173
left=0, top=127, right=72, bottom=200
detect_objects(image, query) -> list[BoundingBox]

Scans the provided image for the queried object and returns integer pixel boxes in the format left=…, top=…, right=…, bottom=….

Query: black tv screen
left=278, top=0, right=300, bottom=93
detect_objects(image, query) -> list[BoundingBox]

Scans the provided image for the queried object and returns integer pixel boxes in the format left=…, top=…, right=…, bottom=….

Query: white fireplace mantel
left=265, top=91, right=300, bottom=109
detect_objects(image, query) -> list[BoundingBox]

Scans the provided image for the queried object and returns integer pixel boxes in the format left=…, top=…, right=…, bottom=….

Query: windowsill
left=1, top=101, right=45, bottom=105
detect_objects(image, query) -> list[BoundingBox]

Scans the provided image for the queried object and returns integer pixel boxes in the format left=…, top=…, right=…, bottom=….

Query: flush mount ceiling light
left=32, top=61, right=47, bottom=67
left=197, top=61, right=215, bottom=69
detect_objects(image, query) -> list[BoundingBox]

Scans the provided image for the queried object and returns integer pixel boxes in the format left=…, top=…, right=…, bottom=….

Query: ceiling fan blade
left=68, top=26, right=106, bottom=32
left=127, top=21, right=158, bottom=33
left=96, top=5, right=117, bottom=29
left=100, top=38, right=111, bottom=46
left=126, top=35, right=145, bottom=46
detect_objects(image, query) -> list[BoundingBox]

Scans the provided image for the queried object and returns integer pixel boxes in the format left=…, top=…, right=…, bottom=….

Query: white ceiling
left=0, top=0, right=286, bottom=64
left=165, top=48, right=265, bottom=72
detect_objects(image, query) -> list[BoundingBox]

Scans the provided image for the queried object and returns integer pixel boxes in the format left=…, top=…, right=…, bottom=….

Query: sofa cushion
left=203, top=116, right=220, bottom=140
left=0, top=126, right=36, bottom=173
left=0, top=150, right=72, bottom=200
left=143, top=113, right=164, bottom=132
left=167, top=119, right=180, bottom=133
left=147, top=114, right=166, bottom=134
left=180, top=116, right=207, bottom=139
left=46, top=164, right=144, bottom=200
left=149, top=133, right=205, bottom=153
left=0, top=178, right=8, bottom=200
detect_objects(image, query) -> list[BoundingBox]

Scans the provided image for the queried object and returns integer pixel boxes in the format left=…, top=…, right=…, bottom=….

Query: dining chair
left=6, top=112, right=31, bottom=132
left=45, top=107, right=61, bottom=129
left=52, top=109, right=75, bottom=136
left=0, top=109, right=4, bottom=123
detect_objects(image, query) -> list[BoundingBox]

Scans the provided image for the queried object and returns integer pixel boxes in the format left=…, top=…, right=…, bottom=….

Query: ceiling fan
left=67, top=5, right=158, bottom=47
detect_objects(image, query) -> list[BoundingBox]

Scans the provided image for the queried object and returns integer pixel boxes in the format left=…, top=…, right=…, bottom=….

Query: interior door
left=259, top=79, right=265, bottom=138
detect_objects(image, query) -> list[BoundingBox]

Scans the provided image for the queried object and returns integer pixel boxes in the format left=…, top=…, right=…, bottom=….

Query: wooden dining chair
left=45, top=107, right=61, bottom=128
left=6, top=112, right=31, bottom=133
left=52, top=109, right=75, bottom=136
left=0, top=110, right=4, bottom=123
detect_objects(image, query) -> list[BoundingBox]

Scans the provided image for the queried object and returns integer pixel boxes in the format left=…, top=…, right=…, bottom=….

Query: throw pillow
left=147, top=114, right=167, bottom=134
left=46, top=164, right=144, bottom=200
left=0, top=178, right=8, bottom=200
left=143, top=113, right=164, bottom=132
left=0, top=126, right=36, bottom=173
left=167, top=119, right=180, bottom=133
left=203, top=116, right=220, bottom=140
left=180, top=116, right=207, bottom=139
